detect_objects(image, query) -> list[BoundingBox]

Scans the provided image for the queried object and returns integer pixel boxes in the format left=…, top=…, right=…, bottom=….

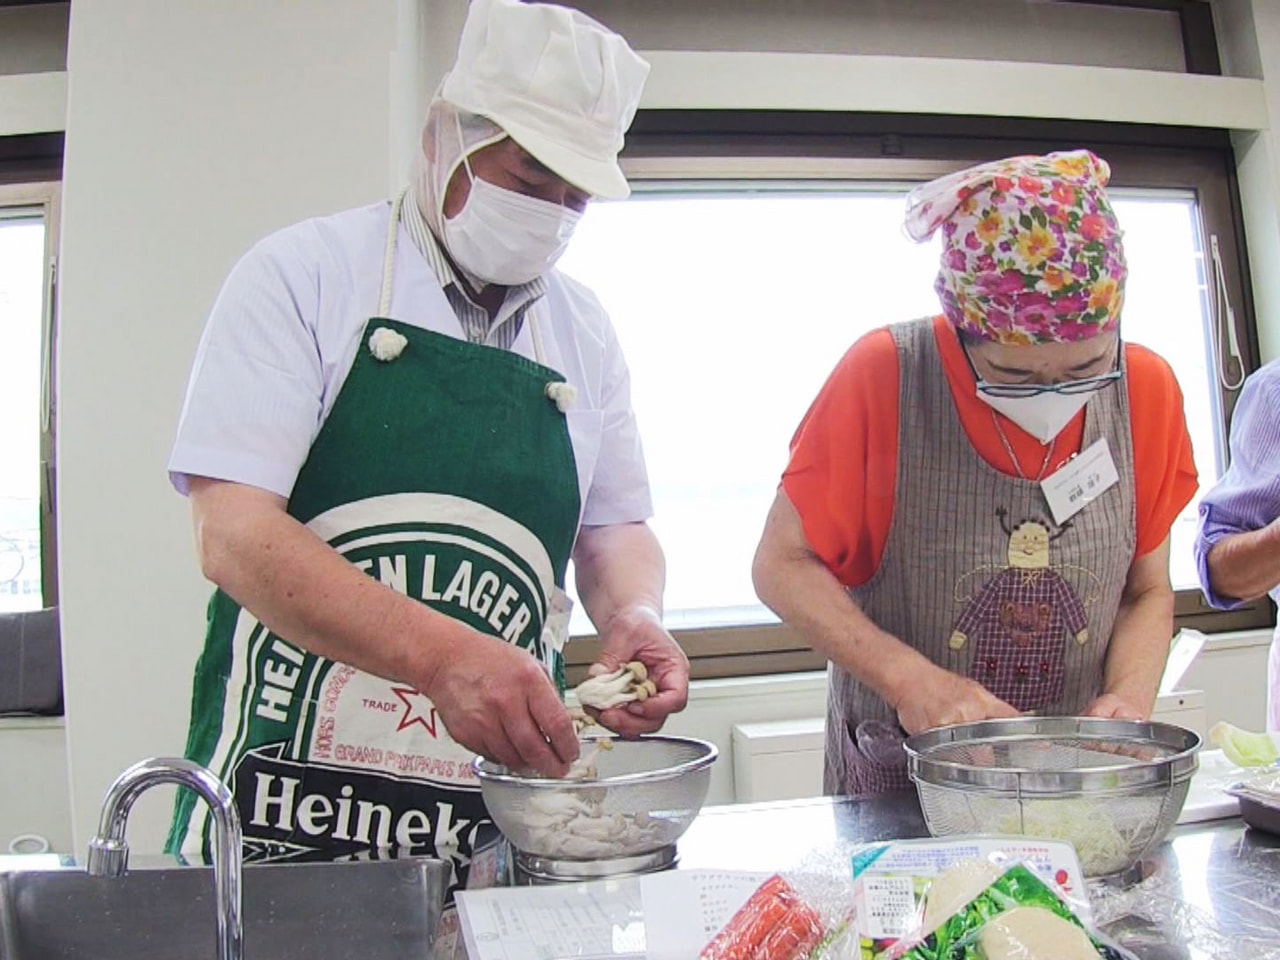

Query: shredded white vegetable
left=979, top=798, right=1144, bottom=875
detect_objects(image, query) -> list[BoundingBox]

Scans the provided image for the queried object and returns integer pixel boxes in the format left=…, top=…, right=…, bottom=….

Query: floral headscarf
left=904, top=150, right=1127, bottom=345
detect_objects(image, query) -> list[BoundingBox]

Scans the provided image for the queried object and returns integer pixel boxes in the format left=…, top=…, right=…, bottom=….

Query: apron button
left=545, top=381, right=577, bottom=412
left=368, top=326, right=408, bottom=361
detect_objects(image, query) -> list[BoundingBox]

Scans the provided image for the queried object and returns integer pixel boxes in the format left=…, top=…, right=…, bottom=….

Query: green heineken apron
left=167, top=194, right=582, bottom=894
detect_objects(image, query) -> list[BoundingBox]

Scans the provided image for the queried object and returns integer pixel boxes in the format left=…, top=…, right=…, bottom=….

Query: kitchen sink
left=0, top=856, right=449, bottom=960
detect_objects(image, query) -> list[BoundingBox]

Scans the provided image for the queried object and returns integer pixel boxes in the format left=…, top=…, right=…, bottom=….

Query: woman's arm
left=1085, top=536, right=1175, bottom=719
left=752, top=489, right=1018, bottom=734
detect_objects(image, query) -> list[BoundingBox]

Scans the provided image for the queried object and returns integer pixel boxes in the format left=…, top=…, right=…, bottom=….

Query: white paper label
left=860, top=875, right=919, bottom=939
left=1040, top=437, right=1120, bottom=525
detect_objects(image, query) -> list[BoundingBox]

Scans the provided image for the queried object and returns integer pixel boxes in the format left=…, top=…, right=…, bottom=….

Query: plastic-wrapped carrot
left=751, top=900, right=824, bottom=960
left=700, top=875, right=797, bottom=960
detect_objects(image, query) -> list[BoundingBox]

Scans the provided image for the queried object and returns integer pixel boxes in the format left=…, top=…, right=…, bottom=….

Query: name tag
left=1040, top=437, right=1120, bottom=525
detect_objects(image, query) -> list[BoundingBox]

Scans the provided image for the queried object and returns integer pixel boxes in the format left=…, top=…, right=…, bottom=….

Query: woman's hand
left=893, top=663, right=1020, bottom=735
left=1082, top=693, right=1146, bottom=720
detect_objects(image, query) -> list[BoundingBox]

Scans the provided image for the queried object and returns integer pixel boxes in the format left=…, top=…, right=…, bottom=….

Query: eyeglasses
left=963, top=339, right=1124, bottom=399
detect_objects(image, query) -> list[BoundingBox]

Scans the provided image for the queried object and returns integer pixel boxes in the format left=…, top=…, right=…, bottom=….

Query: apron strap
left=378, top=190, right=405, bottom=318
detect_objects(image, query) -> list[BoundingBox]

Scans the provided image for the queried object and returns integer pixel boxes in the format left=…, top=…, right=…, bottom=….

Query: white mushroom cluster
left=565, top=708, right=612, bottom=780
left=513, top=685, right=675, bottom=860
left=521, top=787, right=671, bottom=860
left=574, top=661, right=657, bottom=710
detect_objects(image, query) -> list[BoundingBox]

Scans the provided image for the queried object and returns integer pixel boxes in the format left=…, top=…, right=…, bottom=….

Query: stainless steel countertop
left=675, top=793, right=1280, bottom=959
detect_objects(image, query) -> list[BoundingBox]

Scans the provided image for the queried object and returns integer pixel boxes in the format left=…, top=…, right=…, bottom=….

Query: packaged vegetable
left=700, top=875, right=802, bottom=960
left=699, top=872, right=851, bottom=960
left=846, top=837, right=1088, bottom=957
left=879, top=861, right=1136, bottom=960
left=977, top=906, right=1103, bottom=960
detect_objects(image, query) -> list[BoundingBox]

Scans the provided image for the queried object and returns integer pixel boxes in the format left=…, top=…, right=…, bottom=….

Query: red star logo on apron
left=392, top=686, right=439, bottom=737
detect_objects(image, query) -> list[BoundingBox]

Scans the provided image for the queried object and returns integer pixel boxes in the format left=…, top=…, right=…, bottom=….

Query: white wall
left=56, top=0, right=403, bottom=853
left=568, top=0, right=1184, bottom=71
left=0, top=718, right=72, bottom=854
left=1218, top=0, right=1280, bottom=361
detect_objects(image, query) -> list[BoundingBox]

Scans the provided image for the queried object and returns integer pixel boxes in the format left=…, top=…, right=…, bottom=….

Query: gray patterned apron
left=824, top=318, right=1137, bottom=796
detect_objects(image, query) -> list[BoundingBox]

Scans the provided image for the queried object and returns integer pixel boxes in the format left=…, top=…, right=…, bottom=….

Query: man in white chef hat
left=167, top=0, right=687, bottom=894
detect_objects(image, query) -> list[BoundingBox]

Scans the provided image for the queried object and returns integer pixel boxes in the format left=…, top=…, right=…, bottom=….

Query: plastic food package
left=842, top=838, right=1090, bottom=958
left=875, top=860, right=1137, bottom=960
left=699, top=874, right=838, bottom=960
left=699, top=838, right=1096, bottom=960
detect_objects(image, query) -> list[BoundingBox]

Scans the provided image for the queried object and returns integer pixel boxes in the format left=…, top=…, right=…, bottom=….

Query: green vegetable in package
left=882, top=864, right=1129, bottom=960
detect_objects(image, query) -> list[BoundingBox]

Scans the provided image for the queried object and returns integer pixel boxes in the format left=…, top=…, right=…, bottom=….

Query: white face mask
left=441, top=150, right=582, bottom=287
left=976, top=390, right=1091, bottom=444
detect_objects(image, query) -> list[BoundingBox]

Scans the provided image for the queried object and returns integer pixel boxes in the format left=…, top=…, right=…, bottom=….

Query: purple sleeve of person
left=1194, top=359, right=1280, bottom=609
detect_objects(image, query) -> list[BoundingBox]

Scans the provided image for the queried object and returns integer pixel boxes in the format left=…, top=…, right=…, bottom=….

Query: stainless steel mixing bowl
left=474, top=735, right=717, bottom=880
left=905, top=717, right=1200, bottom=877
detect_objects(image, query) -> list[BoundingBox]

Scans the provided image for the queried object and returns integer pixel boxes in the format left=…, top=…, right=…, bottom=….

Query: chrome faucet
left=87, top=757, right=244, bottom=960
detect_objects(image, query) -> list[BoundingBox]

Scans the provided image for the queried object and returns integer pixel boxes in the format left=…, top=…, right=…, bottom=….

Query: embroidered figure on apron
left=951, top=508, right=1102, bottom=711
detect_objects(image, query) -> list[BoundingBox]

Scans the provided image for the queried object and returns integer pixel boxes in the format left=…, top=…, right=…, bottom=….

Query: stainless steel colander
left=474, top=735, right=717, bottom=880
left=905, top=717, right=1200, bottom=877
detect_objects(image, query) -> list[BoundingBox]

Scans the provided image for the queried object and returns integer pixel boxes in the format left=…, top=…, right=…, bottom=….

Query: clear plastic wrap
left=697, top=873, right=845, bottom=960
left=697, top=839, right=1098, bottom=960
left=863, top=860, right=1138, bottom=960
left=1089, top=862, right=1280, bottom=960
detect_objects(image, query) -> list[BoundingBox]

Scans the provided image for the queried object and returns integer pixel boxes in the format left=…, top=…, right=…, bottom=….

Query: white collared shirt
left=169, top=201, right=652, bottom=527
left=400, top=182, right=545, bottom=351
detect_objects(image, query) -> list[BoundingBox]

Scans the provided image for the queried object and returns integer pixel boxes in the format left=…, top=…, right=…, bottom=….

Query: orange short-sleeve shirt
left=782, top=316, right=1199, bottom=586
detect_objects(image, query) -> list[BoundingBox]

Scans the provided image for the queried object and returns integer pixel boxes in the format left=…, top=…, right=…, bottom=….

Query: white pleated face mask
left=441, top=141, right=582, bottom=286
left=976, top=390, right=1092, bottom=444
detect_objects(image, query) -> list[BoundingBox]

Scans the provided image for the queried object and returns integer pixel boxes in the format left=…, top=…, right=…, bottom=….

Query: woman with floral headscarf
left=752, top=151, right=1198, bottom=797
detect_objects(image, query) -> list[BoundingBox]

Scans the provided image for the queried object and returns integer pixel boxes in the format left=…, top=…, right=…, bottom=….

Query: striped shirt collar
left=400, top=185, right=547, bottom=345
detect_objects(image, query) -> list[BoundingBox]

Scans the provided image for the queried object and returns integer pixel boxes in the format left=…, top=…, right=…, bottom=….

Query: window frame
left=563, top=113, right=1271, bottom=685
left=0, top=179, right=60, bottom=610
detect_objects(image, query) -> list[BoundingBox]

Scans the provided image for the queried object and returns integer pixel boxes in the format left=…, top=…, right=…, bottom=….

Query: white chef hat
left=438, top=0, right=650, bottom=201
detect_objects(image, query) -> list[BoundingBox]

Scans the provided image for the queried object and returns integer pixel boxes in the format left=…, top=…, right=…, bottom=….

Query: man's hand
left=893, top=663, right=1020, bottom=735
left=422, top=632, right=579, bottom=777
left=586, top=604, right=688, bottom=737
left=1082, top=693, right=1146, bottom=721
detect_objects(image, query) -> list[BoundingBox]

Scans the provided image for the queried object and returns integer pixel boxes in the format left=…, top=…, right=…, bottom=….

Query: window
left=557, top=127, right=1267, bottom=679
left=0, top=183, right=58, bottom=613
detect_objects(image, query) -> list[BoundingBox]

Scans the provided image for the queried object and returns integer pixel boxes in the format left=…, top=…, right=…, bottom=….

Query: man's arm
left=1207, top=520, right=1280, bottom=603
left=1196, top=366, right=1280, bottom=607
left=572, top=521, right=689, bottom=736
left=190, top=477, right=578, bottom=775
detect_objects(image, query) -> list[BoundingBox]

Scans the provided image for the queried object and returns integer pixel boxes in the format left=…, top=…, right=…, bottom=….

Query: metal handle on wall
left=1209, top=234, right=1245, bottom=392
left=40, top=253, right=56, bottom=434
